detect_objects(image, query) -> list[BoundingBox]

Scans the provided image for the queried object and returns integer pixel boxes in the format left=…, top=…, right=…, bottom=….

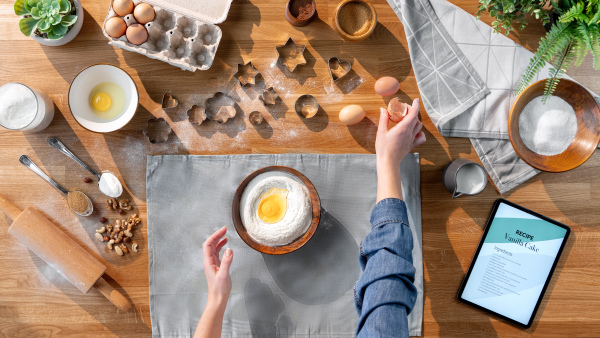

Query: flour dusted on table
left=0, top=83, right=37, bottom=130
left=518, top=96, right=577, bottom=156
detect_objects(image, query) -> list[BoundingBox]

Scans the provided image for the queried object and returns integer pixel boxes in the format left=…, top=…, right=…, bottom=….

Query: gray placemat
left=387, top=0, right=600, bottom=193
left=146, top=154, right=423, bottom=337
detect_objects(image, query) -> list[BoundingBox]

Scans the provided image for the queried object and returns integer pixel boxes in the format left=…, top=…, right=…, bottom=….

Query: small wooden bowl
left=333, top=0, right=377, bottom=42
left=285, top=0, right=317, bottom=27
left=508, top=79, right=600, bottom=172
left=231, top=166, right=321, bottom=255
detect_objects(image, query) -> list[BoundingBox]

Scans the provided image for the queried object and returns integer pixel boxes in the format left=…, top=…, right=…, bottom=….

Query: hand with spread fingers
left=194, top=226, right=233, bottom=338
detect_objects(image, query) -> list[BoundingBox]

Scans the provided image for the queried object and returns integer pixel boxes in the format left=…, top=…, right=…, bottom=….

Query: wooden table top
left=1, top=0, right=599, bottom=336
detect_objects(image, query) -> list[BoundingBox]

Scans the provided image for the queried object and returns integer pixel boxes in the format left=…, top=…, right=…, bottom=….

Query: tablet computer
left=457, top=199, right=570, bottom=328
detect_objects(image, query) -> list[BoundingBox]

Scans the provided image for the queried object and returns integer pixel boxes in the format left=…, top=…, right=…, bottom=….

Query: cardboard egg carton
left=102, top=0, right=233, bottom=72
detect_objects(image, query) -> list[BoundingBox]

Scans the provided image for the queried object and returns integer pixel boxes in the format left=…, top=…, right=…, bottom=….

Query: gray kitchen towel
left=147, top=154, right=423, bottom=337
left=387, top=0, right=600, bottom=193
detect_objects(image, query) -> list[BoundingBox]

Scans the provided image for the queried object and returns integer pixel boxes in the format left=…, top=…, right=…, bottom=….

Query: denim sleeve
left=354, top=198, right=417, bottom=338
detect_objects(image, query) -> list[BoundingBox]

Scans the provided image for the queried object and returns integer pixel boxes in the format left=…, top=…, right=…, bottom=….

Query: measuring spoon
left=48, top=137, right=122, bottom=198
left=19, top=155, right=93, bottom=217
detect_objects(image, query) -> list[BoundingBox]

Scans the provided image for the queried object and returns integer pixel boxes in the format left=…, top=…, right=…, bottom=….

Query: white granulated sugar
left=99, top=172, right=123, bottom=198
left=518, top=96, right=577, bottom=156
left=240, top=171, right=312, bottom=246
left=0, top=83, right=37, bottom=129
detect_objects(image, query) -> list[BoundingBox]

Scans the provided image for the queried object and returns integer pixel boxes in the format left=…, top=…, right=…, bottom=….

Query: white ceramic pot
left=31, top=0, right=84, bottom=47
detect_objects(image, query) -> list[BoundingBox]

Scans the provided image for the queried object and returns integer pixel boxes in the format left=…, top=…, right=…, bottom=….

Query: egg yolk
left=91, top=92, right=112, bottom=112
left=258, top=188, right=288, bottom=224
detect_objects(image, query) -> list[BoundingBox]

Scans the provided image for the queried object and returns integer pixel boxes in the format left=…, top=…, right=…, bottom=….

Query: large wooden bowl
left=231, top=166, right=321, bottom=255
left=508, top=79, right=600, bottom=172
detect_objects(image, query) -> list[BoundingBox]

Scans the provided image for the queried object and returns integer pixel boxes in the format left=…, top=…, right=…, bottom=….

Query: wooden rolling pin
left=0, top=194, right=131, bottom=311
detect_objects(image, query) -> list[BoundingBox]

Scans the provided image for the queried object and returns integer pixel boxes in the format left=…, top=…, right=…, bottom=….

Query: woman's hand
left=376, top=98, right=426, bottom=202
left=202, top=226, right=233, bottom=304
left=195, top=227, right=233, bottom=338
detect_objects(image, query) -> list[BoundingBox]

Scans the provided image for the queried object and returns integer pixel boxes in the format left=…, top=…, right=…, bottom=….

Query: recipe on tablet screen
left=461, top=202, right=568, bottom=325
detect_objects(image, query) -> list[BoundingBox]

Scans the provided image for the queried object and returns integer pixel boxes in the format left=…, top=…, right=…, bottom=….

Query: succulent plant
left=14, top=0, right=78, bottom=40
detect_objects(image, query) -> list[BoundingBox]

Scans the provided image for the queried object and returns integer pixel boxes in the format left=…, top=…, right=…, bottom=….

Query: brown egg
left=126, top=24, right=148, bottom=45
left=374, top=76, right=400, bottom=96
left=112, top=0, right=134, bottom=16
left=133, top=3, right=155, bottom=24
left=339, top=105, right=365, bottom=125
left=104, top=17, right=127, bottom=38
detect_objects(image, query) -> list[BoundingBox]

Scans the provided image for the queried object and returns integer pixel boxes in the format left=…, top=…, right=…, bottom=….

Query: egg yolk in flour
left=258, top=188, right=289, bottom=224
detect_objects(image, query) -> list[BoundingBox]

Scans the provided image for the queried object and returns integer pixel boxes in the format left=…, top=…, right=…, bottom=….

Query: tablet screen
left=458, top=200, right=569, bottom=327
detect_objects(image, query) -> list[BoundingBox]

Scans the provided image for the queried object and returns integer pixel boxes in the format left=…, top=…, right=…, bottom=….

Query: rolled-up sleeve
left=354, top=198, right=417, bottom=337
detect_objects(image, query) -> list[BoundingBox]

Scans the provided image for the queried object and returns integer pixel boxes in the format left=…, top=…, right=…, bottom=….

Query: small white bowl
left=68, top=64, right=138, bottom=133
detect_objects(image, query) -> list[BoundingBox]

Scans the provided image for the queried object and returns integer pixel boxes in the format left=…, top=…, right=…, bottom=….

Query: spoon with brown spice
left=19, top=155, right=93, bottom=217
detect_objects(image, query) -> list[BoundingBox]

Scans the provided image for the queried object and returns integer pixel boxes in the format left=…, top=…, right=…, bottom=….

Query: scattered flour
left=518, top=96, right=577, bottom=156
left=0, top=83, right=37, bottom=129
left=240, top=171, right=312, bottom=246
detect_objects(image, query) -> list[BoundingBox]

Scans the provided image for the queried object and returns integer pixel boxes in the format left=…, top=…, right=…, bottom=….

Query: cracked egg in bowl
left=232, top=166, right=321, bottom=255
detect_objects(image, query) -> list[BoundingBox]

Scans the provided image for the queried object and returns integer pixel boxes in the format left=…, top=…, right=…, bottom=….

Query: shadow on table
left=28, top=249, right=151, bottom=335
left=299, top=106, right=328, bottom=133
left=262, top=210, right=359, bottom=306
left=243, top=278, right=294, bottom=336
left=41, top=7, right=119, bottom=83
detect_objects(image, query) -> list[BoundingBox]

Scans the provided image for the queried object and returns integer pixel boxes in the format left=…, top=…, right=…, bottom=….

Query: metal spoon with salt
left=48, top=137, right=122, bottom=198
left=19, top=155, right=93, bottom=217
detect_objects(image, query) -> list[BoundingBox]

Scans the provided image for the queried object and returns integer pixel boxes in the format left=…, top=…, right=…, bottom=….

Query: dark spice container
left=285, top=0, right=317, bottom=27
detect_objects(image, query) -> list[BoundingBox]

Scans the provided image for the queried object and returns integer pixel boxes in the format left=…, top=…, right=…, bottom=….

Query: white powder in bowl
left=0, top=83, right=37, bottom=130
left=99, top=172, right=123, bottom=197
left=240, top=171, right=312, bottom=247
left=518, top=96, right=577, bottom=156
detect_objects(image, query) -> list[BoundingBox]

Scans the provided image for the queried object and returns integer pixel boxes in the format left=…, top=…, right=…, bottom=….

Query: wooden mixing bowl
left=508, top=79, right=600, bottom=172
left=231, top=166, right=321, bottom=255
left=333, top=0, right=377, bottom=42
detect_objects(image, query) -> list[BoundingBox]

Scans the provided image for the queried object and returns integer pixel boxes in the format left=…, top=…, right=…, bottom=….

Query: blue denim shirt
left=355, top=198, right=417, bottom=337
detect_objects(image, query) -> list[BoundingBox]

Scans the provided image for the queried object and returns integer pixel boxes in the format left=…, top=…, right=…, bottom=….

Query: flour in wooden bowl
left=518, top=96, right=577, bottom=156
left=240, top=171, right=312, bottom=246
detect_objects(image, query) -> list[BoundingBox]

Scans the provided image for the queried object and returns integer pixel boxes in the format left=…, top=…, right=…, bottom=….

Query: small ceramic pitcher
left=443, top=159, right=488, bottom=198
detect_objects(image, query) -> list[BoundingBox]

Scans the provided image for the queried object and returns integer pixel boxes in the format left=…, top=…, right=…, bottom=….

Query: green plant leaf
left=50, top=0, right=59, bottom=11
left=51, top=23, right=67, bottom=36
left=14, top=0, right=30, bottom=15
left=26, top=0, right=41, bottom=11
left=47, top=30, right=63, bottom=39
left=516, top=21, right=572, bottom=95
left=37, top=17, right=51, bottom=30
left=18, top=16, right=39, bottom=35
left=58, top=0, right=70, bottom=13
left=50, top=13, right=61, bottom=24
left=543, top=40, right=575, bottom=103
left=30, top=6, right=41, bottom=19
left=60, top=14, right=76, bottom=26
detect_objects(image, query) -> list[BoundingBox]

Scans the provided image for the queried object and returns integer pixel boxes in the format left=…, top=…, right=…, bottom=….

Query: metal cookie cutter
left=328, top=57, right=352, bottom=82
left=276, top=37, right=307, bottom=72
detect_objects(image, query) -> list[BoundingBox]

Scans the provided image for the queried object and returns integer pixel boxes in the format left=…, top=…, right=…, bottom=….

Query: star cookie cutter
left=328, top=57, right=352, bottom=82
left=234, top=61, right=260, bottom=86
left=276, top=37, right=307, bottom=72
